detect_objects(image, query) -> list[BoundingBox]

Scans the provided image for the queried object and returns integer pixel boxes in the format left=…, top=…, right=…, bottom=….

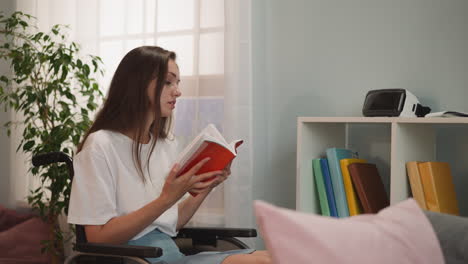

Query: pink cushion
left=254, top=199, right=444, bottom=264
left=0, top=206, right=49, bottom=264
left=0, top=205, right=34, bottom=232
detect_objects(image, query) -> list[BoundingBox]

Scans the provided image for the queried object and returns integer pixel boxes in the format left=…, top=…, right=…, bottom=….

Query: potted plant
left=0, top=11, right=104, bottom=262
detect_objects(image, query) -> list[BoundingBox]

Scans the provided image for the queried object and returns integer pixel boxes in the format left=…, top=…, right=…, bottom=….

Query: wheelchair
left=32, top=152, right=257, bottom=264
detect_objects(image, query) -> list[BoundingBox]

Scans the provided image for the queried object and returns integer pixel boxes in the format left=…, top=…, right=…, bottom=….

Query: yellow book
left=340, top=158, right=366, bottom=216
left=405, top=161, right=428, bottom=210
left=418, top=162, right=459, bottom=215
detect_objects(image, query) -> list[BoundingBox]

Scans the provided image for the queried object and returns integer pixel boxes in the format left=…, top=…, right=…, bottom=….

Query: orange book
left=340, top=158, right=366, bottom=216
left=418, top=162, right=459, bottom=215
left=405, top=161, right=428, bottom=210
left=176, top=124, right=243, bottom=196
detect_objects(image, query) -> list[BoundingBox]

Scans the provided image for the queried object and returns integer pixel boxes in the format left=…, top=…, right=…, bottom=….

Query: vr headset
left=362, top=89, right=431, bottom=117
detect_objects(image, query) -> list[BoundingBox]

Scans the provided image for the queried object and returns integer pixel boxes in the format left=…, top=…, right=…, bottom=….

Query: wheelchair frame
left=32, top=152, right=256, bottom=264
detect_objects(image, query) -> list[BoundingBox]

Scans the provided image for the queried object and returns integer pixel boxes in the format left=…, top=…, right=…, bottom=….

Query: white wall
left=0, top=0, right=15, bottom=207
left=252, top=0, right=468, bottom=213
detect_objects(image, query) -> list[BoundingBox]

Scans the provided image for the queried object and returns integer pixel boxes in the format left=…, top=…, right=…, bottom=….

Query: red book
left=176, top=124, right=243, bottom=196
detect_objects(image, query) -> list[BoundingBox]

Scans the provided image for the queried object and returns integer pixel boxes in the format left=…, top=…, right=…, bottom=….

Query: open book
left=175, top=124, right=243, bottom=195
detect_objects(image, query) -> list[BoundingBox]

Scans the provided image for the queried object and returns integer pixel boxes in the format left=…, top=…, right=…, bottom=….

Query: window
left=97, top=0, right=225, bottom=133
left=16, top=0, right=227, bottom=224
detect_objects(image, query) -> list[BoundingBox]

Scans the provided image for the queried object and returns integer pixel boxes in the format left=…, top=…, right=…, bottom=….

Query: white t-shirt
left=67, top=130, right=181, bottom=240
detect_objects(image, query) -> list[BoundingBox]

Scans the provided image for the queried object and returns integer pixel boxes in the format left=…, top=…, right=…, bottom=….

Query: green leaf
left=80, top=108, right=88, bottom=115
left=92, top=60, right=98, bottom=72
left=23, top=140, right=35, bottom=151
left=64, top=91, right=76, bottom=102
left=83, top=64, right=90, bottom=76
left=60, top=66, right=68, bottom=82
left=87, top=102, right=97, bottom=110
left=19, top=20, right=28, bottom=28
left=32, top=32, right=44, bottom=41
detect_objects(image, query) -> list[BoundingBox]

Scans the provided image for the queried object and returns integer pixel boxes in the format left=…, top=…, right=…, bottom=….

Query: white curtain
left=182, top=0, right=255, bottom=233
left=223, top=0, right=254, bottom=239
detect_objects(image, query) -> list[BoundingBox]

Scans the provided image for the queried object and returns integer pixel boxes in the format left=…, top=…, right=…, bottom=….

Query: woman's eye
left=165, top=81, right=172, bottom=86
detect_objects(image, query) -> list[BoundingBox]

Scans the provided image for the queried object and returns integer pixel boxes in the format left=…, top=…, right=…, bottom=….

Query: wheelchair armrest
left=176, top=227, right=257, bottom=249
left=177, top=227, right=257, bottom=239
left=75, top=242, right=162, bottom=258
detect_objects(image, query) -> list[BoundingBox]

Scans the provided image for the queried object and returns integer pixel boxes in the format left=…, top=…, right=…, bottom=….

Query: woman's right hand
left=159, top=158, right=222, bottom=204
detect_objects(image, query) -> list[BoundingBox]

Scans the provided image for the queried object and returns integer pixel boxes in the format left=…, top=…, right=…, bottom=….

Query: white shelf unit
left=296, top=117, right=468, bottom=216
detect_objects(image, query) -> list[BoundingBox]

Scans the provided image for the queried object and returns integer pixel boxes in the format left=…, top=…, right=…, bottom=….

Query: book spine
left=347, top=165, right=371, bottom=213
left=320, top=159, right=338, bottom=217
left=405, top=161, right=428, bottom=210
left=421, top=162, right=459, bottom=215
left=418, top=162, right=441, bottom=212
left=340, top=159, right=366, bottom=216
left=326, top=148, right=352, bottom=218
left=348, top=163, right=389, bottom=214
left=312, top=159, right=330, bottom=216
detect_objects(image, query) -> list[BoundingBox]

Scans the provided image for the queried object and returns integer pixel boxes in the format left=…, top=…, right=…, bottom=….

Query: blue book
left=326, top=148, right=358, bottom=218
left=319, top=158, right=338, bottom=217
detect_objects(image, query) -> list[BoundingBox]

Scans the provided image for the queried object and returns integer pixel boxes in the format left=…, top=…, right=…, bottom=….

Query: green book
left=312, top=159, right=331, bottom=216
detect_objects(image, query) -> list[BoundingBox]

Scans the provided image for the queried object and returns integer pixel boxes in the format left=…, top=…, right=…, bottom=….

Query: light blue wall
left=252, top=0, right=468, bottom=213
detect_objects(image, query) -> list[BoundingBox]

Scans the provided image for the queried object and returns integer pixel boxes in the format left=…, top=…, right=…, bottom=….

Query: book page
left=175, top=124, right=233, bottom=166
left=203, top=124, right=243, bottom=153
left=229, top=139, right=244, bottom=154
left=176, top=133, right=206, bottom=165
left=203, top=124, right=230, bottom=147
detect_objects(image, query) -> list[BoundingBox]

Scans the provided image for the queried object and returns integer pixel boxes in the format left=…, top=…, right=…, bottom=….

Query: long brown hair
left=78, top=46, right=176, bottom=182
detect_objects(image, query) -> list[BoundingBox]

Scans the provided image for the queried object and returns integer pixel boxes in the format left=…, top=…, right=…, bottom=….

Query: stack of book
left=312, top=148, right=389, bottom=217
left=406, top=161, right=459, bottom=215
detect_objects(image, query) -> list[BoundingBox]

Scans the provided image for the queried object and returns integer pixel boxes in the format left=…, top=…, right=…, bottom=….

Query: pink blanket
left=0, top=205, right=50, bottom=264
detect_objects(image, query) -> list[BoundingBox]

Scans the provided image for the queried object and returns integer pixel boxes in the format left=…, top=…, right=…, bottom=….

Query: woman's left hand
left=211, top=161, right=232, bottom=188
left=188, top=161, right=232, bottom=195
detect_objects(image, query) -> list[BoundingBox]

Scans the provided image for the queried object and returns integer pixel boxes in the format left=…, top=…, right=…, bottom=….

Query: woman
left=68, top=46, right=271, bottom=264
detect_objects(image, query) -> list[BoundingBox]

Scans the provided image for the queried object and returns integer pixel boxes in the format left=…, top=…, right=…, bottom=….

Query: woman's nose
left=174, top=86, right=182, bottom=97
